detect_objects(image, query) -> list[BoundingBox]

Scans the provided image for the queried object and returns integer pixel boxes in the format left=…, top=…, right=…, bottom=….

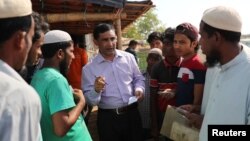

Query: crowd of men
left=0, top=0, right=249, bottom=141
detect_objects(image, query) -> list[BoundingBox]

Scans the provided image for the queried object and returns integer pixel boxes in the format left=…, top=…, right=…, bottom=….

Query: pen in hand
left=95, top=75, right=108, bottom=85
left=94, top=76, right=107, bottom=93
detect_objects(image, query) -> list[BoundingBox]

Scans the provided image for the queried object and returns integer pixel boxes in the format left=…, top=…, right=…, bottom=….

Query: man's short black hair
left=0, top=15, right=32, bottom=46
left=93, top=23, right=115, bottom=40
left=128, top=40, right=138, bottom=46
left=71, top=34, right=86, bottom=48
left=147, top=31, right=162, bottom=43
left=32, top=12, right=43, bottom=43
left=162, top=27, right=176, bottom=42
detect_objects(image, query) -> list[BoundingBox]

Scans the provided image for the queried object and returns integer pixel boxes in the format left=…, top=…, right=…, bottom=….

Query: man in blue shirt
left=82, top=23, right=145, bottom=141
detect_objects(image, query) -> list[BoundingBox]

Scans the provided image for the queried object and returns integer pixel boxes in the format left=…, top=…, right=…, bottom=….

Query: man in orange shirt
left=67, top=35, right=88, bottom=89
left=67, top=35, right=92, bottom=124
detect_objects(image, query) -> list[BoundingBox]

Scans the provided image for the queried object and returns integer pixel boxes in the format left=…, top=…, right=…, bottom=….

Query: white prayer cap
left=149, top=48, right=162, bottom=56
left=0, top=0, right=32, bottom=19
left=44, top=30, right=72, bottom=44
left=202, top=6, right=242, bottom=32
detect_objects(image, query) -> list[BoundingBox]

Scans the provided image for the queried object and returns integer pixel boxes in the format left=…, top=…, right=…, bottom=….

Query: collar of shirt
left=0, top=60, right=25, bottom=82
left=164, top=57, right=182, bottom=67
left=180, top=54, right=197, bottom=66
left=220, top=45, right=246, bottom=72
left=96, top=49, right=123, bottom=64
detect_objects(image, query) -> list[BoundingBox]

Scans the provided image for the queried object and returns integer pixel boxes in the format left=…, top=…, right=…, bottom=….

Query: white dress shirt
left=0, top=60, right=42, bottom=141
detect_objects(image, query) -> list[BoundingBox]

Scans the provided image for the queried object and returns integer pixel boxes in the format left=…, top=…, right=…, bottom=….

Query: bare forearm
left=193, top=84, right=204, bottom=105
left=52, top=96, right=85, bottom=136
left=68, top=100, right=85, bottom=124
left=193, top=93, right=202, bottom=105
left=52, top=101, right=84, bottom=137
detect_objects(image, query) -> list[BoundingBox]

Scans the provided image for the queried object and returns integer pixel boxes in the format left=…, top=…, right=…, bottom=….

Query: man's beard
left=205, top=48, right=221, bottom=68
left=59, top=58, right=68, bottom=77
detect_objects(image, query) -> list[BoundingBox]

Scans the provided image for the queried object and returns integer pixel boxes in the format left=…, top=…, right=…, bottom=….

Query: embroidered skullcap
left=202, top=6, right=242, bottom=32
left=0, top=0, right=32, bottom=18
left=44, top=30, right=72, bottom=44
left=149, top=48, right=162, bottom=56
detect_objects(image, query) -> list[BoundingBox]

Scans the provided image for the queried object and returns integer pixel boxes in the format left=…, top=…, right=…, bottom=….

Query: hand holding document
left=128, top=96, right=138, bottom=104
left=176, top=106, right=203, bottom=129
left=160, top=105, right=199, bottom=141
left=176, top=107, right=189, bottom=115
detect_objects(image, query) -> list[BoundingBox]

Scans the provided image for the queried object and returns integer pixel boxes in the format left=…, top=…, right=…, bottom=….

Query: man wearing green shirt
left=31, top=30, right=92, bottom=141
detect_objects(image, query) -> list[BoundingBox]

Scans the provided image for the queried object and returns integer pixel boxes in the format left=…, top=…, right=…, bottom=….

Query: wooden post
left=115, top=17, right=122, bottom=50
left=43, top=12, right=127, bottom=23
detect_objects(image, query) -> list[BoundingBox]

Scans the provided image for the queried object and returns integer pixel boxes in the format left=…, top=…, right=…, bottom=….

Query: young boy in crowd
left=173, top=23, right=206, bottom=110
left=139, top=48, right=163, bottom=140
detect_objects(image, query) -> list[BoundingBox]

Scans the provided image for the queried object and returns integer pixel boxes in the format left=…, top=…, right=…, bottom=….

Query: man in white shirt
left=178, top=5, right=250, bottom=141
left=0, top=0, right=42, bottom=140
left=198, top=6, right=250, bottom=141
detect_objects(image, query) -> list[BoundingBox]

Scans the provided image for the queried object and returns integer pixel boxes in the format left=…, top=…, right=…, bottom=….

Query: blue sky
left=131, top=0, right=250, bottom=34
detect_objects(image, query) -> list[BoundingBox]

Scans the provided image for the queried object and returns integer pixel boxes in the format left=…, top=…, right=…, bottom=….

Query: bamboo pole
left=43, top=12, right=127, bottom=23
left=115, top=17, right=122, bottom=50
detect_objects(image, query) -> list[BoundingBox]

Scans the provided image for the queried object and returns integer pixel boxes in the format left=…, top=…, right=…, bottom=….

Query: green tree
left=123, top=8, right=165, bottom=40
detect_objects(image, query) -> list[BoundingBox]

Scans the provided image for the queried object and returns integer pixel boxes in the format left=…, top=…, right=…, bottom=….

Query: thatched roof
left=31, top=0, right=154, bottom=35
